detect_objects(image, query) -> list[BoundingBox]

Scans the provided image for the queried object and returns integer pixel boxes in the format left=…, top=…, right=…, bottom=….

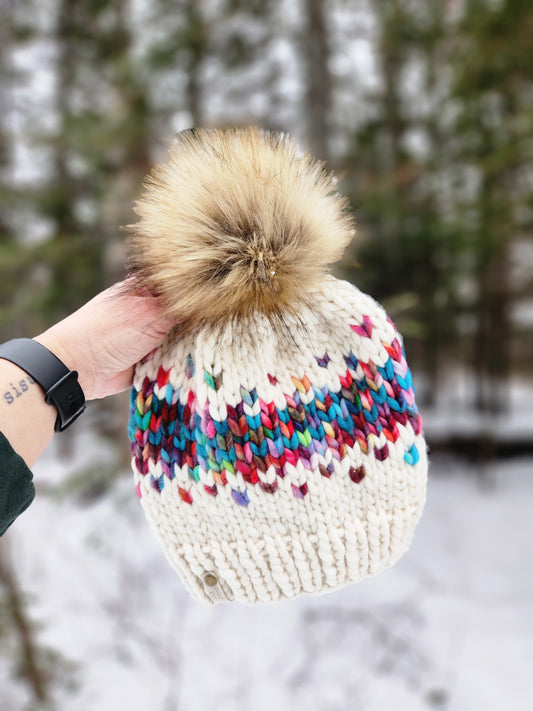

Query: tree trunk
left=0, top=543, right=49, bottom=703
left=302, top=0, right=332, bottom=162
left=184, top=0, right=206, bottom=127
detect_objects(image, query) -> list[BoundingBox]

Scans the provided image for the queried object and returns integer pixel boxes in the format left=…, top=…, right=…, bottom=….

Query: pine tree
left=450, top=0, right=533, bottom=410
left=343, top=0, right=457, bottom=404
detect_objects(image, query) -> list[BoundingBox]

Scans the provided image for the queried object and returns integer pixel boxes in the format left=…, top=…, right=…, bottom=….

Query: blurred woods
left=1, top=0, right=532, bottom=411
left=0, top=0, right=532, bottom=708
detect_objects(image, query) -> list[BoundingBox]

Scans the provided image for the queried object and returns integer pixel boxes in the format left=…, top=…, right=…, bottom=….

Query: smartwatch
left=0, top=338, right=86, bottom=432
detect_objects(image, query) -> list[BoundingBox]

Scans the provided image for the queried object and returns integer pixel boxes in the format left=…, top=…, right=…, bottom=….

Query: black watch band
left=0, top=338, right=86, bottom=432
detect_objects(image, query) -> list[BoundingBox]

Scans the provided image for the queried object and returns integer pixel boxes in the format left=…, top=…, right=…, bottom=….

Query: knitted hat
left=128, top=128, right=427, bottom=604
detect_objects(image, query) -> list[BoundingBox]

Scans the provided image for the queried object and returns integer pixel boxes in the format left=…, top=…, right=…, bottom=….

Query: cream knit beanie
left=128, top=128, right=428, bottom=604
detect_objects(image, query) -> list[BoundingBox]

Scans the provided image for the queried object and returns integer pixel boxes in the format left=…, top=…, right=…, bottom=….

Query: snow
left=420, top=374, right=533, bottom=444
left=2, top=430, right=532, bottom=710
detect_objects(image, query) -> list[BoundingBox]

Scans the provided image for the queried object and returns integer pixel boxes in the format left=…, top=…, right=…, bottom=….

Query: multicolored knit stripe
left=129, top=331, right=423, bottom=506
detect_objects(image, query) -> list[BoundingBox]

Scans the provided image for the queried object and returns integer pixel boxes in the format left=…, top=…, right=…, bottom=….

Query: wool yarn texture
left=128, top=128, right=428, bottom=604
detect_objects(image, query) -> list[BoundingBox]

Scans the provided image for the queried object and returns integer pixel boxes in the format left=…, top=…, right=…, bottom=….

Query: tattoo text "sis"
left=3, top=377, right=36, bottom=404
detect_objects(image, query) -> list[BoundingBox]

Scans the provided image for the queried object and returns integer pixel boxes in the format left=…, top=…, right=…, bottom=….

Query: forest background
left=0, top=1, right=532, bottom=710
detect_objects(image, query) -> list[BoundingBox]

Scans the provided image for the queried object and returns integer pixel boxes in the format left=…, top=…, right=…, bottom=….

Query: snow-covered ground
left=1, top=429, right=532, bottom=711
left=417, top=373, right=533, bottom=445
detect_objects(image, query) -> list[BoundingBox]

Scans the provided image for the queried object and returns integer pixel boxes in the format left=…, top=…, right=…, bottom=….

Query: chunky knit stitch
left=129, top=276, right=427, bottom=604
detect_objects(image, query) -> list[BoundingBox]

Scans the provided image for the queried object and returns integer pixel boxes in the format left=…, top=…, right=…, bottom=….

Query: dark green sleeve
left=0, top=431, right=35, bottom=536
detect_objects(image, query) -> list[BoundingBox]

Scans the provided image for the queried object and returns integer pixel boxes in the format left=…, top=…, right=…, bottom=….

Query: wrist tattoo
left=3, top=376, right=36, bottom=405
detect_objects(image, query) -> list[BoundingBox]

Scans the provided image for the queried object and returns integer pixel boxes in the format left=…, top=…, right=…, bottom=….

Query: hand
left=1, top=280, right=173, bottom=467
left=35, top=281, right=174, bottom=400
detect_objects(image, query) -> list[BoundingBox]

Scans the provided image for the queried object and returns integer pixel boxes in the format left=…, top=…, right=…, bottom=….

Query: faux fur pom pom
left=128, top=127, right=355, bottom=325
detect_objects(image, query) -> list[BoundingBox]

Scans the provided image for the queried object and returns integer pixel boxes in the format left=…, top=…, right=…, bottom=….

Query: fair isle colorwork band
left=128, top=277, right=427, bottom=604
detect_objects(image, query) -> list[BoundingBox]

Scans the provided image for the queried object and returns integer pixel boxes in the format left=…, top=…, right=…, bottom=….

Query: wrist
left=0, top=357, right=57, bottom=466
left=0, top=337, right=86, bottom=434
left=34, top=329, right=93, bottom=400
